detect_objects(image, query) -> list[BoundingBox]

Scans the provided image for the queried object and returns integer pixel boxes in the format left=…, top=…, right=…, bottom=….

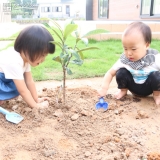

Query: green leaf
left=77, top=47, right=99, bottom=53
left=76, top=47, right=84, bottom=60
left=70, top=59, right=83, bottom=66
left=50, top=41, right=63, bottom=50
left=51, top=29, right=63, bottom=43
left=81, top=38, right=88, bottom=46
left=76, top=37, right=81, bottom=44
left=43, top=22, right=52, bottom=29
left=70, top=20, right=75, bottom=24
left=64, top=19, right=73, bottom=27
left=64, top=24, right=78, bottom=41
left=68, top=49, right=80, bottom=60
left=71, top=29, right=80, bottom=38
left=43, top=22, right=63, bottom=43
left=62, top=54, right=69, bottom=66
left=48, top=18, right=63, bottom=35
left=63, top=44, right=69, bottom=50
left=53, top=56, right=62, bottom=64
left=74, top=30, right=80, bottom=38
left=78, top=51, right=84, bottom=60
left=76, top=37, right=88, bottom=46
left=60, top=52, right=65, bottom=59
left=61, top=53, right=68, bottom=58
left=66, top=68, right=73, bottom=75
left=82, top=29, right=108, bottom=38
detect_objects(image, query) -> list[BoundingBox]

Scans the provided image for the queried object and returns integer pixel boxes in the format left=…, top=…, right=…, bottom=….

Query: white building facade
left=37, top=0, right=86, bottom=19
left=0, top=0, right=11, bottom=23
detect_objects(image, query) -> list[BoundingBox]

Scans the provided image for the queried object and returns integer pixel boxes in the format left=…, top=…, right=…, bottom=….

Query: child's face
left=122, top=30, right=150, bottom=61
left=29, top=53, right=48, bottom=67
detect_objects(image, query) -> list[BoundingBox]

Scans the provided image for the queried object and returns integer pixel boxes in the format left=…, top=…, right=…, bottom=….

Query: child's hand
left=38, top=97, right=50, bottom=103
left=37, top=101, right=49, bottom=108
left=97, top=88, right=107, bottom=98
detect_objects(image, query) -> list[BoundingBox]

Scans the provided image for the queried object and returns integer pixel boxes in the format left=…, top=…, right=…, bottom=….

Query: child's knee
left=116, top=68, right=129, bottom=79
left=149, top=71, right=160, bottom=82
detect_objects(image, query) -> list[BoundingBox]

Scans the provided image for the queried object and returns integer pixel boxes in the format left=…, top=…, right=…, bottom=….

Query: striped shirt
left=112, top=54, right=160, bottom=84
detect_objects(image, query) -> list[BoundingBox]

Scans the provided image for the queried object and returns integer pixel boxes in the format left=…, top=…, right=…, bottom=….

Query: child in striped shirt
left=98, top=21, right=160, bottom=105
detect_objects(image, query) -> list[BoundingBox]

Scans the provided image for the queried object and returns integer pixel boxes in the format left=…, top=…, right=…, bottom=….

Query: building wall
left=82, top=21, right=160, bottom=40
left=37, top=0, right=86, bottom=19
left=93, top=0, right=98, bottom=20
left=0, top=1, right=11, bottom=23
left=93, top=0, right=160, bottom=21
left=37, top=0, right=61, bottom=3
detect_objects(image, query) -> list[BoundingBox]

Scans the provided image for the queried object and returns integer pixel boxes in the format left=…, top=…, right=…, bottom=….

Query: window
left=153, top=0, right=160, bottom=14
left=41, top=7, right=45, bottom=12
left=98, top=0, right=108, bottom=18
left=52, top=6, right=62, bottom=12
left=66, top=5, right=70, bottom=14
left=141, top=0, right=160, bottom=17
left=41, top=7, right=50, bottom=12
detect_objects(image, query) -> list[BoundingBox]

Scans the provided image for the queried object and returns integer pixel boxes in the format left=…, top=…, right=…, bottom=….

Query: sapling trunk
left=63, top=67, right=66, bottom=105
left=62, top=55, right=72, bottom=105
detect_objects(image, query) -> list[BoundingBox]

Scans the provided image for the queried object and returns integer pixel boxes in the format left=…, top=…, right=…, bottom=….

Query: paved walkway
left=0, top=23, right=28, bottom=38
left=0, top=41, right=13, bottom=50
left=0, top=23, right=29, bottom=50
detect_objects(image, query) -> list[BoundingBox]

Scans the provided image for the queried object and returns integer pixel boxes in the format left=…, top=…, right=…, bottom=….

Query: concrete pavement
left=0, top=23, right=29, bottom=50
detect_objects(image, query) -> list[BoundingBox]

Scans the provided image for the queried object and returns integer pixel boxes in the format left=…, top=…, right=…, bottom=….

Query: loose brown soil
left=0, top=77, right=160, bottom=160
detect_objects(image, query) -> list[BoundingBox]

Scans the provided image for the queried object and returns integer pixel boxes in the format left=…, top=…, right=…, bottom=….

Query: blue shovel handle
left=0, top=107, right=9, bottom=115
left=95, top=97, right=108, bottom=111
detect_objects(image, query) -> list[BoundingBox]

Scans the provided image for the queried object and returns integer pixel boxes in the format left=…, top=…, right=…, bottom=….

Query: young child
left=0, top=25, right=55, bottom=108
left=98, top=21, right=160, bottom=105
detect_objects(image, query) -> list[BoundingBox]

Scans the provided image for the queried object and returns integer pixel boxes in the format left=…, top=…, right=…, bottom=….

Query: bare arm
left=13, top=72, right=49, bottom=108
left=24, top=72, right=50, bottom=103
left=98, top=67, right=116, bottom=97
left=24, top=72, right=38, bottom=103
left=13, top=79, right=38, bottom=108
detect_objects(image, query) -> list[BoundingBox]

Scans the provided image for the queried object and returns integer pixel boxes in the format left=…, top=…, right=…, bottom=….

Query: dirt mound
left=0, top=86, right=160, bottom=160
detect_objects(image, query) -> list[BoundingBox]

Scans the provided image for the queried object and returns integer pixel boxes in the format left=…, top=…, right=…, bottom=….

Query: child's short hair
left=14, top=25, right=55, bottom=62
left=123, top=21, right=152, bottom=44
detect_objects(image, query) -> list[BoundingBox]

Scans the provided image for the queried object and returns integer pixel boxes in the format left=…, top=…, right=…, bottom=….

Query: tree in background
left=10, top=0, right=23, bottom=18
left=10, top=0, right=37, bottom=18
left=22, top=0, right=37, bottom=17
left=11, top=0, right=37, bottom=4
left=23, top=0, right=37, bottom=5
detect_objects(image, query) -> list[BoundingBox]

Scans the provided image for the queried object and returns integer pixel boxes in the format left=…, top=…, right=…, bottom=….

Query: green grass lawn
left=32, top=39, right=160, bottom=81
left=1, top=31, right=160, bottom=81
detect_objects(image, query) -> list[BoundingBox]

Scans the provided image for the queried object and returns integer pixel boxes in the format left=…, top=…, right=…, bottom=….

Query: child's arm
left=98, top=68, right=116, bottom=97
left=13, top=77, right=48, bottom=108
left=24, top=72, right=50, bottom=103
left=24, top=72, right=38, bottom=102
left=13, top=79, right=39, bottom=108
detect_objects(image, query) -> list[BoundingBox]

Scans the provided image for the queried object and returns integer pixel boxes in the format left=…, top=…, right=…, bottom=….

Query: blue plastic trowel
left=95, top=97, right=108, bottom=111
left=0, top=106, right=23, bottom=124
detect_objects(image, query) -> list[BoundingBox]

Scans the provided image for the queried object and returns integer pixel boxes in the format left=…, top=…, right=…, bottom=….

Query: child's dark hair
left=124, top=21, right=152, bottom=44
left=14, top=25, right=55, bottom=62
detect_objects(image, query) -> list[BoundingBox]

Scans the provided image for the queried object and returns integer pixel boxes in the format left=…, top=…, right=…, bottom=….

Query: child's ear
left=146, top=42, right=150, bottom=49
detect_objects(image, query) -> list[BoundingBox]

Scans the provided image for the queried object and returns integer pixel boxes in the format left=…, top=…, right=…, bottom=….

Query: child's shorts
left=0, top=72, right=19, bottom=100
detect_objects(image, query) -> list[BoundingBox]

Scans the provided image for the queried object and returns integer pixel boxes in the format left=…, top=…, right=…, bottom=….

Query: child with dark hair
left=0, top=25, right=55, bottom=108
left=98, top=21, right=160, bottom=105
